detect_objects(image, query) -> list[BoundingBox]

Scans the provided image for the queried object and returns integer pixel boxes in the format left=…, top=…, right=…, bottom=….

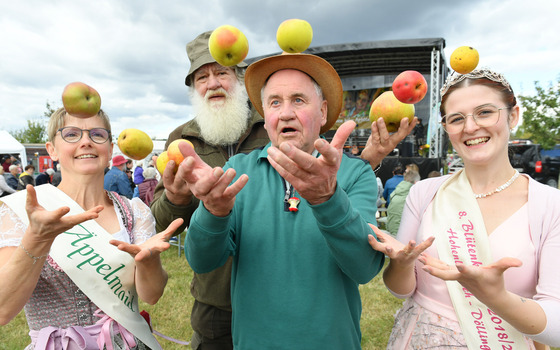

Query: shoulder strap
left=107, top=191, right=134, bottom=242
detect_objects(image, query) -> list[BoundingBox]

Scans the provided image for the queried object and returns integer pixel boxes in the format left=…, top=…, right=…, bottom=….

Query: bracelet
left=19, top=243, right=49, bottom=265
left=373, top=159, right=383, bottom=174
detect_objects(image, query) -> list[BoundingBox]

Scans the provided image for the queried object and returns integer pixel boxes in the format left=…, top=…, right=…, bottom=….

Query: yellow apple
left=117, top=128, right=154, bottom=160
left=62, top=82, right=101, bottom=118
left=276, top=19, right=313, bottom=53
left=369, top=91, right=415, bottom=133
left=208, top=25, right=249, bottom=67
left=450, top=46, right=479, bottom=74
left=156, top=151, right=172, bottom=175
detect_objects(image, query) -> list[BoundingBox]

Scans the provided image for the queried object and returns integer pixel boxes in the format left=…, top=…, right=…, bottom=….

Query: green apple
left=369, top=91, right=415, bottom=133
left=117, top=128, right=154, bottom=160
left=276, top=19, right=313, bottom=53
left=61, top=82, right=101, bottom=118
left=208, top=25, right=249, bottom=67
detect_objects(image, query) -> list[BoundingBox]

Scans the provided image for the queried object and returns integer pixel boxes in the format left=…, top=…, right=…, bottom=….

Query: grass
left=1, top=242, right=556, bottom=349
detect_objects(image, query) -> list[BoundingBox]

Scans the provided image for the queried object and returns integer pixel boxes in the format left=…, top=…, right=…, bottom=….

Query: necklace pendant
left=288, top=197, right=300, bottom=212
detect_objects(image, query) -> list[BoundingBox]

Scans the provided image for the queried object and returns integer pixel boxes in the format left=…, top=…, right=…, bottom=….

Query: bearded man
left=150, top=31, right=268, bottom=350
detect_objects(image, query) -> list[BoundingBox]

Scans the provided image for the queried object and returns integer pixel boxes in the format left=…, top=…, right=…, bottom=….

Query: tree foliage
left=516, top=78, right=560, bottom=149
left=10, top=101, right=58, bottom=144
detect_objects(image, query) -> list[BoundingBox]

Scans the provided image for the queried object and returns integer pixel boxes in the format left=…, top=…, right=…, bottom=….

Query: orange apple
left=276, top=19, right=313, bottom=53
left=369, top=91, right=415, bottom=133
left=392, top=70, right=428, bottom=104
left=208, top=25, right=249, bottom=67
left=62, top=82, right=101, bottom=118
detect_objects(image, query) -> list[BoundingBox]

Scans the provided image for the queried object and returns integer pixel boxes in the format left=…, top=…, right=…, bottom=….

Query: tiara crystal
left=440, top=68, right=512, bottom=97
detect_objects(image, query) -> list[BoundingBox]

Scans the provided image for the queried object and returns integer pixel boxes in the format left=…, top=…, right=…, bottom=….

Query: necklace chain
left=474, top=170, right=520, bottom=199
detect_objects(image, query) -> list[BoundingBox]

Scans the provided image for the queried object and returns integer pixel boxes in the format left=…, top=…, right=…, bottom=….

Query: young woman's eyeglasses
left=57, top=127, right=111, bottom=144
left=441, top=104, right=509, bottom=135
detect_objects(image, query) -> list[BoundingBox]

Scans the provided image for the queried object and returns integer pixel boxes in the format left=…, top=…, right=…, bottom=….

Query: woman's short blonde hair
left=47, top=108, right=111, bottom=143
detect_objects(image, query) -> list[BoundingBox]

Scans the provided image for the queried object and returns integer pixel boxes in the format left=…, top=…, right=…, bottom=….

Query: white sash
left=432, top=170, right=529, bottom=350
left=1, top=185, right=161, bottom=350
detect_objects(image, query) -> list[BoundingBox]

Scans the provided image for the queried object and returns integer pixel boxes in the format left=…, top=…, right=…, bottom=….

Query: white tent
left=0, top=130, right=27, bottom=166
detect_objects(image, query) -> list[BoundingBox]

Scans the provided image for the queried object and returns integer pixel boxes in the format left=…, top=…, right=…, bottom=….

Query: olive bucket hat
left=185, top=30, right=248, bottom=86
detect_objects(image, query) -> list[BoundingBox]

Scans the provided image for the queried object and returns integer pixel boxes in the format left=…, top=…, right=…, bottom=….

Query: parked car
left=508, top=140, right=559, bottom=188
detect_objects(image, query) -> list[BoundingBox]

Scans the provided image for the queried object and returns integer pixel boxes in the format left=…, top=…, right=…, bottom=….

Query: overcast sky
left=1, top=0, right=558, bottom=141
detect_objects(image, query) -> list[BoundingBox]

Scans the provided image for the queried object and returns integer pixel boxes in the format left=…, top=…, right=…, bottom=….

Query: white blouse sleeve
left=129, top=197, right=157, bottom=244
left=0, top=202, right=26, bottom=249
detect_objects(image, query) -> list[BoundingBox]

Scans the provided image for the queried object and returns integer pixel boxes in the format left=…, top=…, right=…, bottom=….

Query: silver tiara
left=440, top=68, right=512, bottom=96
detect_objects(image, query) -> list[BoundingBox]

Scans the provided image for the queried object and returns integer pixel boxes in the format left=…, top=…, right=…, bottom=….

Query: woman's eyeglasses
left=57, top=127, right=111, bottom=144
left=441, top=104, right=508, bottom=135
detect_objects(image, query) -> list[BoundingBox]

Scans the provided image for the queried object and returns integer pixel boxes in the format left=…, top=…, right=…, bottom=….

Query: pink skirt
left=387, top=298, right=537, bottom=350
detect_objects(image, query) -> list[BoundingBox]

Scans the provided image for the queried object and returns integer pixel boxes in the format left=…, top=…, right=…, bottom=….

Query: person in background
left=427, top=170, right=442, bottom=178
left=386, top=169, right=420, bottom=236
left=2, top=156, right=13, bottom=173
left=104, top=155, right=133, bottom=199
left=17, top=164, right=35, bottom=190
left=149, top=30, right=269, bottom=350
left=35, top=168, right=54, bottom=186
left=367, top=69, right=560, bottom=349
left=0, top=107, right=182, bottom=349
left=133, top=161, right=144, bottom=185
left=138, top=167, right=158, bottom=207
left=183, top=52, right=385, bottom=349
left=6, top=165, right=20, bottom=191
left=405, top=162, right=419, bottom=175
left=51, top=163, right=62, bottom=186
left=0, top=168, right=16, bottom=197
left=382, top=164, right=404, bottom=207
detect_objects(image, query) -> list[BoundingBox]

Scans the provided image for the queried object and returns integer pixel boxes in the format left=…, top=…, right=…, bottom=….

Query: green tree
left=10, top=101, right=58, bottom=143
left=517, top=78, right=560, bottom=149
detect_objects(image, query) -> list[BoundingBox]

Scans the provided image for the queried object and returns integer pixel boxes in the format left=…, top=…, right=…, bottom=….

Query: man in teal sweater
left=183, top=53, right=385, bottom=349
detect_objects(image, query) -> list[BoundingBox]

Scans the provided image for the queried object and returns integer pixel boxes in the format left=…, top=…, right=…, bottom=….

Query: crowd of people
left=0, top=30, right=559, bottom=350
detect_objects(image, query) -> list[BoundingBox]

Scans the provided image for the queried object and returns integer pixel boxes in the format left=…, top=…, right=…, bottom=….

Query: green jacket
left=386, top=180, right=413, bottom=236
left=150, top=107, right=268, bottom=310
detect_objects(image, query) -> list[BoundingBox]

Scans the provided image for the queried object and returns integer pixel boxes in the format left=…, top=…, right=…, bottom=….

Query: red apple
left=391, top=71, right=428, bottom=104
left=61, top=82, right=102, bottom=118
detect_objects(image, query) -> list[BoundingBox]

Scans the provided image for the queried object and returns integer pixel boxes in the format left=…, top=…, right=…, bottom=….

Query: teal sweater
left=186, top=143, right=385, bottom=349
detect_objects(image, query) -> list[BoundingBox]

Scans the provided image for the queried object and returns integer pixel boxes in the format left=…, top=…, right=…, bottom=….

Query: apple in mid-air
left=450, top=46, right=479, bottom=74
left=392, top=70, right=428, bottom=104
left=208, top=25, right=249, bottom=67
left=369, top=91, right=415, bottom=133
left=276, top=19, right=313, bottom=53
left=117, top=129, right=154, bottom=161
left=62, top=82, right=101, bottom=118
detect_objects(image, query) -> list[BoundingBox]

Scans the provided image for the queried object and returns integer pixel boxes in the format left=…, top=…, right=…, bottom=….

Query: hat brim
left=185, top=53, right=248, bottom=86
left=245, top=53, right=342, bottom=134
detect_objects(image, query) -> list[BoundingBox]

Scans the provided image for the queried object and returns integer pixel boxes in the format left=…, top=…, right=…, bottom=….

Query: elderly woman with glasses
left=0, top=108, right=182, bottom=349
left=364, top=69, right=560, bottom=349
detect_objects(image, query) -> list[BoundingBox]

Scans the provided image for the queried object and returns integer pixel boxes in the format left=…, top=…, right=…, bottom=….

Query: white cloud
left=0, top=0, right=558, bottom=140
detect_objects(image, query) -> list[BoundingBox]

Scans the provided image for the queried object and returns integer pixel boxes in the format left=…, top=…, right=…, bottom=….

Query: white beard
left=190, top=81, right=251, bottom=146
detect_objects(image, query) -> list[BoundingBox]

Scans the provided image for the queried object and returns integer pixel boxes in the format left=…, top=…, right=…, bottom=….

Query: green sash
left=2, top=184, right=161, bottom=349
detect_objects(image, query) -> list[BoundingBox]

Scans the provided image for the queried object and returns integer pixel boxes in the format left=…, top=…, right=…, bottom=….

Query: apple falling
left=208, top=25, right=249, bottom=67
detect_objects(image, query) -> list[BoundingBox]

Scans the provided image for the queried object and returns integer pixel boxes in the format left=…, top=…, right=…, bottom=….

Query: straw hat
left=245, top=53, right=342, bottom=134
